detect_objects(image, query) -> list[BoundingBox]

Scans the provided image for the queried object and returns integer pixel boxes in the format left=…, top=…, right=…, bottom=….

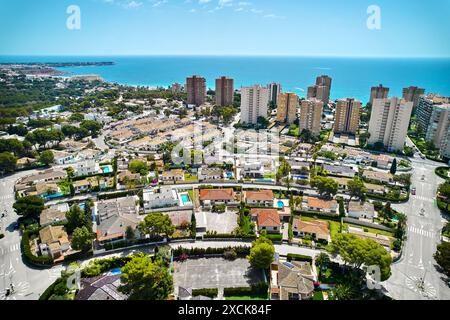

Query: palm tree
left=315, top=252, right=331, bottom=277
left=334, top=283, right=356, bottom=300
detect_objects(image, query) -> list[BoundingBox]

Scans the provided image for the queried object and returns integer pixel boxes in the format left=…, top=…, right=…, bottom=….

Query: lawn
left=57, top=180, right=71, bottom=195
left=184, top=174, right=198, bottom=182
left=313, top=291, right=324, bottom=300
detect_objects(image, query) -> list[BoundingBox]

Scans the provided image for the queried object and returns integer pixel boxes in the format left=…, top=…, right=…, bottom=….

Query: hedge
left=103, top=236, right=164, bottom=251
left=81, top=256, right=133, bottom=278
left=172, top=246, right=250, bottom=258
left=39, top=277, right=64, bottom=300
left=192, top=288, right=218, bottom=298
left=367, top=192, right=409, bottom=203
left=265, top=233, right=283, bottom=242
left=435, top=167, right=450, bottom=180
left=203, top=233, right=256, bottom=240
left=223, top=282, right=268, bottom=297
left=287, top=253, right=313, bottom=263
left=293, top=210, right=341, bottom=221
left=21, top=230, right=53, bottom=267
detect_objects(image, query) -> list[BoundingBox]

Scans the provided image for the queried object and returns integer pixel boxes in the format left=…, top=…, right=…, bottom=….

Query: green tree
left=13, top=195, right=44, bottom=218
left=128, top=160, right=148, bottom=176
left=310, top=176, right=338, bottom=199
left=315, top=252, right=331, bottom=275
left=0, top=152, right=17, bottom=173
left=434, top=242, right=450, bottom=276
left=71, top=226, right=93, bottom=252
left=138, top=213, right=175, bottom=238
left=390, top=158, right=397, bottom=175
left=347, top=177, right=367, bottom=201
left=334, top=283, right=356, bottom=300
left=65, top=204, right=92, bottom=234
left=69, top=113, right=85, bottom=123
left=247, top=235, right=275, bottom=270
left=80, top=120, right=102, bottom=137
left=119, top=253, right=173, bottom=300
left=39, top=150, right=54, bottom=166
left=125, top=226, right=135, bottom=240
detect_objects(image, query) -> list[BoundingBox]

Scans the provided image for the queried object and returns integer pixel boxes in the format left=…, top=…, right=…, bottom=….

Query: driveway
left=173, top=257, right=264, bottom=291
left=196, top=209, right=238, bottom=234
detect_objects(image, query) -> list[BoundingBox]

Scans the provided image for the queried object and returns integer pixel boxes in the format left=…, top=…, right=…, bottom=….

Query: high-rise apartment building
left=186, top=75, right=206, bottom=107
left=334, top=98, right=361, bottom=134
left=369, top=84, right=389, bottom=105
left=268, top=83, right=282, bottom=107
left=215, top=76, right=234, bottom=107
left=276, top=92, right=298, bottom=124
left=403, top=86, right=425, bottom=109
left=170, top=82, right=182, bottom=93
left=307, top=75, right=332, bottom=104
left=425, top=104, right=450, bottom=148
left=240, top=85, right=270, bottom=125
left=299, top=99, right=323, bottom=136
left=368, top=97, right=413, bottom=151
left=416, top=94, right=450, bottom=134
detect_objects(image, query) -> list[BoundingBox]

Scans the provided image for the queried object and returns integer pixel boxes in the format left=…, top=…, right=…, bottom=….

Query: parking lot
left=195, top=209, right=238, bottom=234
left=173, top=257, right=265, bottom=290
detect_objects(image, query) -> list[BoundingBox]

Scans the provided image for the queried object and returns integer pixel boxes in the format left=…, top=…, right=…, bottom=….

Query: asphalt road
left=0, top=170, right=64, bottom=300
left=383, top=156, right=450, bottom=300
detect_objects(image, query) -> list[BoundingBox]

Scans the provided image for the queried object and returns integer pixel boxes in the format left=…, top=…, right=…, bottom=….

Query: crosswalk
left=410, top=195, right=434, bottom=203
left=408, top=226, right=435, bottom=238
left=0, top=243, right=20, bottom=255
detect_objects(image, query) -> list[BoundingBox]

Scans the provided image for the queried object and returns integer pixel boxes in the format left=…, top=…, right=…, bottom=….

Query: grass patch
left=225, top=294, right=268, bottom=300
left=313, top=291, right=324, bottom=300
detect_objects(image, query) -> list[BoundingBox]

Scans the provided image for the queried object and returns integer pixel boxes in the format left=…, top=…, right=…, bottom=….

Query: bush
left=265, top=233, right=283, bottom=242
left=224, top=249, right=237, bottom=260
left=223, top=282, right=268, bottom=297
left=203, top=233, right=256, bottom=240
left=0, top=233, right=4, bottom=239
left=287, top=253, right=313, bottom=263
left=192, top=288, right=218, bottom=298
left=39, top=277, right=65, bottom=300
left=81, top=256, right=133, bottom=277
left=21, top=231, right=53, bottom=267
left=172, top=246, right=250, bottom=258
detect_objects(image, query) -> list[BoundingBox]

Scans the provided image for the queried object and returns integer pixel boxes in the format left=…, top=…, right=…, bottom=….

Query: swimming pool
left=110, top=268, right=122, bottom=275
left=180, top=193, right=191, bottom=205
left=277, top=200, right=285, bottom=209
left=101, top=165, right=113, bottom=174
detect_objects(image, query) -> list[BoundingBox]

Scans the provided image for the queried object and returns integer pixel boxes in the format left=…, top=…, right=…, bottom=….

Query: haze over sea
left=1, top=55, right=450, bottom=104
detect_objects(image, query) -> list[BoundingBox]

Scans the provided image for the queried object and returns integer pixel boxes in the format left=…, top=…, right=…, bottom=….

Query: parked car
left=411, top=187, right=416, bottom=195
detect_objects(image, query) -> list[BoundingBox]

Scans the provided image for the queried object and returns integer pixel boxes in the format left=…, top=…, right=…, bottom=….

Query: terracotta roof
left=245, top=190, right=274, bottom=202
left=293, top=218, right=329, bottom=238
left=251, top=208, right=280, bottom=228
left=199, top=188, right=235, bottom=201
left=305, top=197, right=337, bottom=209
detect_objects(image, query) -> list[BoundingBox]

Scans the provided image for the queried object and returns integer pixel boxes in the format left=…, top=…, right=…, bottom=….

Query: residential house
left=118, top=170, right=142, bottom=187
left=52, top=150, right=75, bottom=165
left=20, top=169, right=67, bottom=185
left=76, top=275, right=127, bottom=300
left=39, top=225, right=71, bottom=259
left=75, top=160, right=100, bottom=177
left=165, top=211, right=192, bottom=229
left=39, top=205, right=69, bottom=227
left=95, top=196, right=141, bottom=245
left=73, top=177, right=99, bottom=194
left=292, top=218, right=330, bottom=242
left=250, top=208, right=281, bottom=233
left=270, top=261, right=315, bottom=300
left=143, top=188, right=179, bottom=212
left=322, top=164, right=356, bottom=178
left=160, top=169, right=185, bottom=183
left=302, top=197, right=338, bottom=215
left=242, top=162, right=265, bottom=178
left=244, top=190, right=274, bottom=207
left=199, top=167, right=223, bottom=181
left=347, top=201, right=375, bottom=220
left=365, top=183, right=386, bottom=195
left=199, top=188, right=236, bottom=207
left=16, top=157, right=37, bottom=169
left=362, top=170, right=394, bottom=184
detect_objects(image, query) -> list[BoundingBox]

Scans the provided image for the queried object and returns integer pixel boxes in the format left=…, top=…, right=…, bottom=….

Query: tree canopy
left=247, top=235, right=275, bottom=270
left=13, top=195, right=44, bottom=218
left=71, top=226, right=94, bottom=252
left=138, top=213, right=175, bottom=238
left=311, top=176, right=338, bottom=199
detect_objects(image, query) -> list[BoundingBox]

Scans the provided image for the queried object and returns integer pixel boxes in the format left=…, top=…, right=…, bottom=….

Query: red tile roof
left=199, top=188, right=235, bottom=201
left=245, top=190, right=274, bottom=201
left=251, top=208, right=281, bottom=228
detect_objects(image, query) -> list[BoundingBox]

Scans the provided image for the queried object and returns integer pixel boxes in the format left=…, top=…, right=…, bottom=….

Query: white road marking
left=408, top=226, right=434, bottom=238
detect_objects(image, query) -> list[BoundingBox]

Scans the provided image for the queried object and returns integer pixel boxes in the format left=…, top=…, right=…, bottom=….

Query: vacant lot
left=173, top=258, right=264, bottom=290
left=196, top=209, right=238, bottom=234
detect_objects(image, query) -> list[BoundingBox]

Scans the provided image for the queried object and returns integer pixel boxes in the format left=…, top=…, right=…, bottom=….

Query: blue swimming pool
left=180, top=194, right=191, bottom=205
left=277, top=200, right=285, bottom=209
left=101, top=165, right=112, bottom=174
left=110, top=268, right=122, bottom=275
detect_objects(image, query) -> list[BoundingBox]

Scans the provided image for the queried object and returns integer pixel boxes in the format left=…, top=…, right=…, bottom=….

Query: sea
left=1, top=55, right=449, bottom=104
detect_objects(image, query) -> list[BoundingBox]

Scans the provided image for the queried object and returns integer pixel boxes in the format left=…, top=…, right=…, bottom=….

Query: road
left=383, top=154, right=450, bottom=300
left=0, top=170, right=64, bottom=300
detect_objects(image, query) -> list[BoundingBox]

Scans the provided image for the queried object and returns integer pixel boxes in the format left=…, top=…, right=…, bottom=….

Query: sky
left=0, top=0, right=449, bottom=57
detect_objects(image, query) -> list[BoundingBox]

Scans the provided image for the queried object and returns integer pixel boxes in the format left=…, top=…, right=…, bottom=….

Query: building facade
left=268, top=83, right=282, bottom=107
left=276, top=92, right=298, bottom=124
left=299, top=99, right=323, bottom=136
left=186, top=75, right=206, bottom=107
left=334, top=98, right=361, bottom=134
left=416, top=94, right=450, bottom=134
left=403, top=86, right=425, bottom=109
left=369, top=84, right=389, bottom=105
left=307, top=75, right=332, bottom=104
left=215, top=76, right=234, bottom=107
left=368, top=97, right=413, bottom=151
left=240, top=85, right=270, bottom=125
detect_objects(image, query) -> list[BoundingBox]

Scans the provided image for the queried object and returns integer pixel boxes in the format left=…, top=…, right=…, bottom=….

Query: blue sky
left=0, top=0, right=449, bottom=57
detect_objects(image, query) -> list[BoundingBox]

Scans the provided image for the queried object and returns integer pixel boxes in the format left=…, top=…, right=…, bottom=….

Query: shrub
left=172, top=246, right=250, bottom=258
left=223, top=282, right=268, bottom=297
left=286, top=253, right=313, bottom=263
left=0, top=233, right=4, bottom=239
left=224, top=249, right=237, bottom=260
left=81, top=256, right=132, bottom=277
left=21, top=231, right=53, bottom=267
left=192, top=288, right=218, bottom=298
left=265, top=233, right=283, bottom=242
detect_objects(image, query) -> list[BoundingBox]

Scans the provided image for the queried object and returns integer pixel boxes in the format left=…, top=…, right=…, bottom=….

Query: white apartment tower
left=240, top=85, right=270, bottom=125
left=368, top=97, right=413, bottom=151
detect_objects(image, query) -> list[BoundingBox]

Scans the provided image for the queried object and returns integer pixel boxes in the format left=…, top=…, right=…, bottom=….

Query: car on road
left=411, top=187, right=416, bottom=195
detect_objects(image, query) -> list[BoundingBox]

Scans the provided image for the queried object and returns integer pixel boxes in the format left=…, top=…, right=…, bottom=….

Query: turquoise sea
left=1, top=55, right=449, bottom=104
